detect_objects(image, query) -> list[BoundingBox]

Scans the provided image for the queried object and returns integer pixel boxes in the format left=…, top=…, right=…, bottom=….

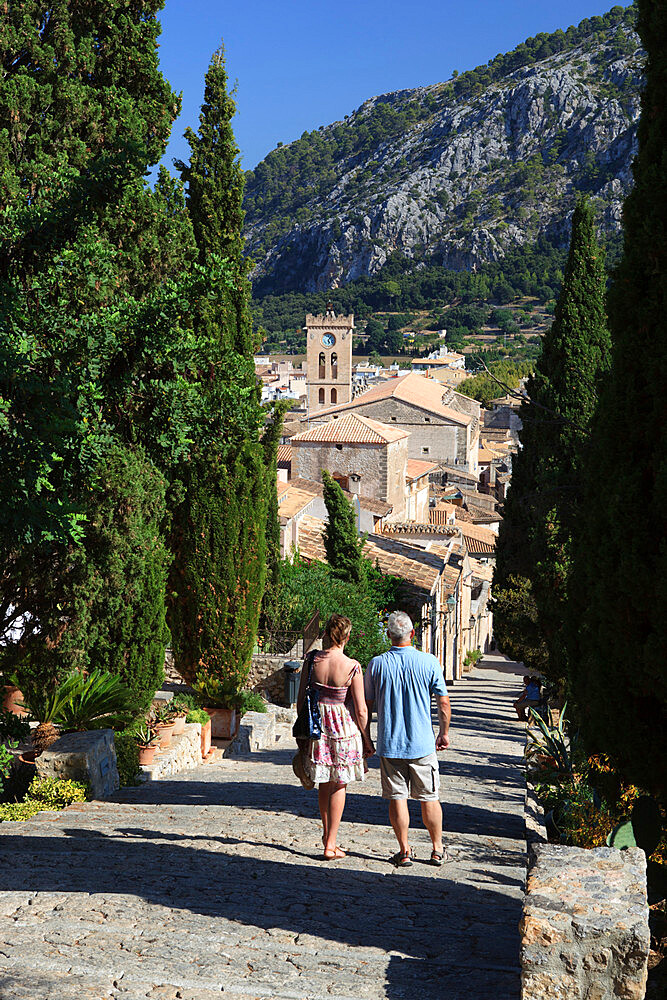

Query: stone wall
left=247, top=654, right=292, bottom=704
left=331, top=397, right=463, bottom=468
left=36, top=729, right=120, bottom=800
left=139, top=724, right=203, bottom=782
left=521, top=844, right=650, bottom=1000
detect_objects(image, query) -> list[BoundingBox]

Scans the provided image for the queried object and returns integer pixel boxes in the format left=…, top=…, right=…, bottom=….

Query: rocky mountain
left=244, top=5, right=643, bottom=296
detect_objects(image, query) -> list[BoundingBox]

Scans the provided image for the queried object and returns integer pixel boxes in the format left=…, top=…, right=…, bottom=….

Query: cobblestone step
left=0, top=657, right=527, bottom=1000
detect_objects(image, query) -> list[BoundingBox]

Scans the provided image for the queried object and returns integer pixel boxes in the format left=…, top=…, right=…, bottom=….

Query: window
left=424, top=416, right=431, bottom=422
left=335, top=444, right=343, bottom=451
left=318, top=388, right=325, bottom=404
left=422, top=447, right=430, bottom=455
left=331, top=352, right=338, bottom=379
left=331, top=387, right=337, bottom=404
left=319, top=352, right=326, bottom=379
left=390, top=416, right=397, bottom=422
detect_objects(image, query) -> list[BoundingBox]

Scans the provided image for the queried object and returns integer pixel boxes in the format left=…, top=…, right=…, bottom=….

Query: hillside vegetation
left=244, top=5, right=641, bottom=296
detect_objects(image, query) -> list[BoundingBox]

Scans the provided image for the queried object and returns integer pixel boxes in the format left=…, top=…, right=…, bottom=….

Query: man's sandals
left=392, top=847, right=449, bottom=867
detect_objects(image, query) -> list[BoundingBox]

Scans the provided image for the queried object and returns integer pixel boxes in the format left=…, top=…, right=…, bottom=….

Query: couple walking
left=295, top=610, right=451, bottom=866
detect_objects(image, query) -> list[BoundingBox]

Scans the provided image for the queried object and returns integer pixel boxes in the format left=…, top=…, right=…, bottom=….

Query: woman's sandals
left=322, top=846, right=347, bottom=860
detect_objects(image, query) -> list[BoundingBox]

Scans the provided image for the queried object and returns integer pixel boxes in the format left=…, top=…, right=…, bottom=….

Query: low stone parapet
left=521, top=844, right=650, bottom=1000
left=139, top=724, right=202, bottom=782
left=227, top=711, right=276, bottom=754
left=36, top=729, right=119, bottom=799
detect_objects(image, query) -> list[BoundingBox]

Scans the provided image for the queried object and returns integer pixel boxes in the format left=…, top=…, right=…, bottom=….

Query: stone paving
left=0, top=656, right=527, bottom=1000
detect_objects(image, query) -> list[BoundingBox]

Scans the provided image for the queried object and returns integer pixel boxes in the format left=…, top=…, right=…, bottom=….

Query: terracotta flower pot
left=200, top=718, right=212, bottom=758
left=137, top=744, right=159, bottom=766
left=171, top=714, right=186, bottom=736
left=154, top=721, right=176, bottom=749
left=3, top=685, right=28, bottom=717
left=205, top=707, right=237, bottom=739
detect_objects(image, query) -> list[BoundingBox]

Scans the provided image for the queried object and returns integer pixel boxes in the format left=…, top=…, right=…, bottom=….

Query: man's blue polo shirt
left=364, top=645, right=448, bottom=759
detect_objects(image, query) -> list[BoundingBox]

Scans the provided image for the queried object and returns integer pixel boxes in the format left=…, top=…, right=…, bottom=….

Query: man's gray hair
left=387, top=611, right=413, bottom=642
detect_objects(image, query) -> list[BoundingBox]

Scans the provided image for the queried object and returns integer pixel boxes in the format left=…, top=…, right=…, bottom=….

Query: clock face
left=322, top=333, right=336, bottom=347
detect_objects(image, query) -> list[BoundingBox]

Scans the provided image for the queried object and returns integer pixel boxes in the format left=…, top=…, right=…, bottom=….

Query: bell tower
left=305, top=306, right=354, bottom=415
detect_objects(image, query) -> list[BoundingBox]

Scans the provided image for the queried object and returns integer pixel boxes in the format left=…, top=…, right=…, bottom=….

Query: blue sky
left=156, top=1, right=621, bottom=173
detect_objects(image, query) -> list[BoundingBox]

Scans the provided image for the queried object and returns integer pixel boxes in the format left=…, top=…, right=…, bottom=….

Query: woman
left=296, top=614, right=372, bottom=860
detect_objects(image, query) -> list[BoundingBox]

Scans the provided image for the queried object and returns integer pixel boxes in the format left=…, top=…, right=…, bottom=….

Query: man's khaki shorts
left=380, top=753, right=440, bottom=801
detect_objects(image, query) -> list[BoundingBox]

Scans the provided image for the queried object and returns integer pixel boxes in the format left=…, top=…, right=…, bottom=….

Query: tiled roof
left=429, top=505, right=455, bottom=526
left=297, top=515, right=445, bottom=595
left=429, top=503, right=475, bottom=525
left=281, top=420, right=303, bottom=439
left=278, top=488, right=317, bottom=522
left=288, top=477, right=392, bottom=517
left=470, top=559, right=494, bottom=583
left=439, top=465, right=480, bottom=483
left=382, top=522, right=460, bottom=538
left=310, top=373, right=473, bottom=426
left=276, top=444, right=292, bottom=464
left=459, top=522, right=497, bottom=555
left=292, top=412, right=410, bottom=445
left=406, top=459, right=439, bottom=482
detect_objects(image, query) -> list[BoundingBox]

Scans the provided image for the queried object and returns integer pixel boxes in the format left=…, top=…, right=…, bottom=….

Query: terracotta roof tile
left=289, top=477, right=392, bottom=517
left=406, top=459, right=440, bottom=481
left=310, top=373, right=474, bottom=425
left=292, top=412, right=410, bottom=445
left=278, top=488, right=317, bottom=522
left=297, top=516, right=444, bottom=594
left=277, top=444, right=292, bottom=464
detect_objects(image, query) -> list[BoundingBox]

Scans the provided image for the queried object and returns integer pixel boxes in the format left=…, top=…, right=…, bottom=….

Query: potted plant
left=192, top=673, right=238, bottom=739
left=2, top=675, right=28, bottom=717
left=186, top=708, right=212, bottom=758
left=135, top=725, right=161, bottom=766
left=151, top=705, right=176, bottom=749
left=170, top=694, right=196, bottom=736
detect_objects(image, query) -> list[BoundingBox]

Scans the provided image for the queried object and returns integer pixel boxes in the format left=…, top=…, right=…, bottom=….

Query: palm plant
left=20, top=670, right=135, bottom=753
left=53, top=669, right=135, bottom=732
left=526, top=702, right=575, bottom=777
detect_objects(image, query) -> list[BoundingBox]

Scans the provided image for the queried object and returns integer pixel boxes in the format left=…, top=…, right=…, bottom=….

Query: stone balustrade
left=521, top=843, right=650, bottom=1000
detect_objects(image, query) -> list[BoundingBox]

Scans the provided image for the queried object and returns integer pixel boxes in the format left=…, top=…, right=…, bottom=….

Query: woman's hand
left=362, top=734, right=375, bottom=758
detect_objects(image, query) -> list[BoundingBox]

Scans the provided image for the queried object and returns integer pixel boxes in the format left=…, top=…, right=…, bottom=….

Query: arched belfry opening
left=305, top=311, right=355, bottom=415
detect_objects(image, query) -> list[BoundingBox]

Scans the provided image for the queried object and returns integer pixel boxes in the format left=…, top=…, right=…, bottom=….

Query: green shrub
left=0, top=740, right=17, bottom=797
left=0, top=710, right=30, bottom=743
left=113, top=730, right=141, bottom=787
left=185, top=709, right=210, bottom=725
left=26, top=776, right=89, bottom=808
left=171, top=693, right=197, bottom=715
left=0, top=801, right=54, bottom=823
left=236, top=691, right=267, bottom=715
left=463, top=648, right=483, bottom=666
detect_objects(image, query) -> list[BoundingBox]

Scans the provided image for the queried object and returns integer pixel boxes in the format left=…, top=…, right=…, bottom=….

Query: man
left=364, top=610, right=451, bottom=867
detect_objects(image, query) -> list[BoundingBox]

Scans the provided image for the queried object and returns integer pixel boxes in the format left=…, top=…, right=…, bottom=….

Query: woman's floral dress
left=306, top=663, right=365, bottom=786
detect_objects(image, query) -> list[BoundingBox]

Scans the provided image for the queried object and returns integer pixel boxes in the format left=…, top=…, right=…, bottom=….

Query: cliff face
left=244, top=9, right=643, bottom=295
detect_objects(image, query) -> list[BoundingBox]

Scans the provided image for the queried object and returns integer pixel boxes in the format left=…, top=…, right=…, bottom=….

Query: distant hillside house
left=304, top=372, right=480, bottom=473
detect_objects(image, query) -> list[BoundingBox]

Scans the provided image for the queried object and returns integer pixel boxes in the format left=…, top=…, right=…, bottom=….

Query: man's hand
left=362, top=735, right=376, bottom=758
left=435, top=732, right=450, bottom=751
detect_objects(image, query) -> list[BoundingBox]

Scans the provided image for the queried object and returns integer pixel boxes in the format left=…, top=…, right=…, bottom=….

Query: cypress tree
left=168, top=49, right=268, bottom=696
left=322, top=471, right=367, bottom=584
left=494, top=199, right=610, bottom=676
left=0, top=1, right=193, bottom=699
left=572, top=0, right=667, bottom=795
